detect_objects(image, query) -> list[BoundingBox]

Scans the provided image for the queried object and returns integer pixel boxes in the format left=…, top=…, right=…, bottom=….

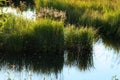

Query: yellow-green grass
left=0, top=14, right=64, bottom=56
left=64, top=26, right=96, bottom=51
left=34, top=0, right=120, bottom=50
left=64, top=26, right=96, bottom=70
left=0, top=13, right=97, bottom=71
left=30, top=19, right=64, bottom=54
left=34, top=0, right=120, bottom=25
left=0, top=13, right=97, bottom=55
left=34, top=0, right=120, bottom=36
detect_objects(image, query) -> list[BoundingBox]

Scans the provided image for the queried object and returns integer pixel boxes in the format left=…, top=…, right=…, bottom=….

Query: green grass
left=0, top=13, right=97, bottom=71
left=0, top=14, right=64, bottom=55
left=64, top=26, right=96, bottom=51
left=34, top=0, right=120, bottom=25
left=30, top=19, right=64, bottom=54
left=0, top=0, right=120, bottom=77
left=64, top=26, right=96, bottom=70
left=0, top=13, right=97, bottom=55
left=0, top=14, right=33, bottom=55
left=34, top=0, right=120, bottom=50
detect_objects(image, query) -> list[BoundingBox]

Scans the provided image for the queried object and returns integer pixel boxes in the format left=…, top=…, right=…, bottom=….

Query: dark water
left=1, top=0, right=34, bottom=8
left=0, top=40, right=120, bottom=80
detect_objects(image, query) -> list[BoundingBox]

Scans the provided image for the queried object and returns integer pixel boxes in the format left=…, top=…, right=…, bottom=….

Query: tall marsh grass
left=65, top=26, right=96, bottom=70
left=34, top=0, right=120, bottom=25
left=30, top=19, right=64, bottom=54
left=64, top=26, right=96, bottom=70
left=64, top=26, right=96, bottom=51
left=0, top=14, right=64, bottom=55
left=34, top=0, right=120, bottom=50
left=0, top=14, right=32, bottom=54
left=0, top=13, right=97, bottom=71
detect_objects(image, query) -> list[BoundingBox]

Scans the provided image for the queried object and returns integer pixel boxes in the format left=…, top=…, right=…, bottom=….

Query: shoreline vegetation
left=0, top=0, right=120, bottom=51
left=34, top=0, right=120, bottom=52
left=0, top=13, right=96, bottom=55
left=0, top=12, right=96, bottom=71
left=0, top=0, right=120, bottom=72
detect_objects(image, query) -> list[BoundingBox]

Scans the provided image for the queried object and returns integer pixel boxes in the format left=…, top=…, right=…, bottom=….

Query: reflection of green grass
left=1, top=49, right=64, bottom=74
left=0, top=13, right=97, bottom=72
left=64, top=26, right=96, bottom=70
left=0, top=13, right=97, bottom=71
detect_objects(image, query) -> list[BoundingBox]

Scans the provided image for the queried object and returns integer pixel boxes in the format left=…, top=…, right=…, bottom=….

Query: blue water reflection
left=63, top=40, right=120, bottom=80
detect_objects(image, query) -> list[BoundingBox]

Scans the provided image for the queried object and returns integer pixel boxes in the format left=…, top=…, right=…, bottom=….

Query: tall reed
left=64, top=26, right=96, bottom=51
left=0, top=14, right=64, bottom=56
left=35, top=0, right=120, bottom=50
left=28, top=19, right=64, bottom=54
left=64, top=26, right=96, bottom=70
left=0, top=13, right=33, bottom=57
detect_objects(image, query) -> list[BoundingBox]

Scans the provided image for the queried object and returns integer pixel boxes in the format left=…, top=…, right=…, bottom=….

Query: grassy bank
left=0, top=13, right=96, bottom=70
left=34, top=0, right=120, bottom=50
left=34, top=0, right=120, bottom=25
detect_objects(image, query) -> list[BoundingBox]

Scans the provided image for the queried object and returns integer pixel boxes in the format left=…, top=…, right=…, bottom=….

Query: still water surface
left=0, top=40, right=120, bottom=80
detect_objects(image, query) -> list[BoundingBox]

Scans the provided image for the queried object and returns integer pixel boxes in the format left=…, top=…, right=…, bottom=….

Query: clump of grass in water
left=0, top=14, right=64, bottom=56
left=64, top=26, right=96, bottom=51
left=0, top=14, right=64, bottom=73
left=35, top=0, right=120, bottom=51
left=0, top=13, right=33, bottom=58
left=64, top=26, right=96, bottom=70
left=31, top=19, right=64, bottom=54
left=98, top=12, right=120, bottom=52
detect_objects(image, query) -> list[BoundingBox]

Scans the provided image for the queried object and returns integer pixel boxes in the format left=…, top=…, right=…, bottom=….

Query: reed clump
left=35, top=0, right=120, bottom=49
left=64, top=26, right=96, bottom=51
left=64, top=26, right=96, bottom=70
left=29, top=19, right=64, bottom=54
left=6, top=0, right=120, bottom=52
left=0, top=14, right=64, bottom=56
left=0, top=14, right=33, bottom=56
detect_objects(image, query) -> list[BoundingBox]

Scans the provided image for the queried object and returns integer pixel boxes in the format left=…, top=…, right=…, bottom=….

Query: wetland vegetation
left=0, top=0, right=120, bottom=80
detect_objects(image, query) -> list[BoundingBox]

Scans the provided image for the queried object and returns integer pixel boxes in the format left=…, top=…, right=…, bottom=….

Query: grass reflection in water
left=0, top=51, right=64, bottom=74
